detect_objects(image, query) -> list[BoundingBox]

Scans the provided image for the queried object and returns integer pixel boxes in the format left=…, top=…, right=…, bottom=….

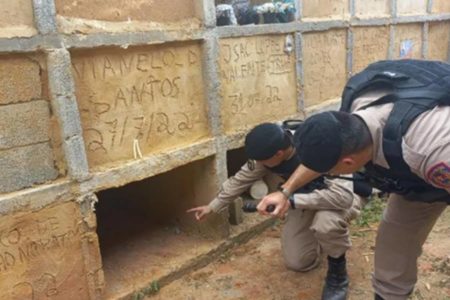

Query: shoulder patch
left=247, top=160, right=256, bottom=171
left=426, top=162, right=450, bottom=188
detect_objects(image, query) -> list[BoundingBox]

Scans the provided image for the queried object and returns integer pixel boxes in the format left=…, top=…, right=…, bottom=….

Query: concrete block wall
left=0, top=0, right=449, bottom=299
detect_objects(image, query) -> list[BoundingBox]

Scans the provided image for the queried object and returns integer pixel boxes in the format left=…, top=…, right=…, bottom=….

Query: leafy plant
left=355, top=194, right=386, bottom=227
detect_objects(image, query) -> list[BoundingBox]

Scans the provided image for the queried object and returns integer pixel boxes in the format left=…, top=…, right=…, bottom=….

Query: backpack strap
left=382, top=96, right=440, bottom=174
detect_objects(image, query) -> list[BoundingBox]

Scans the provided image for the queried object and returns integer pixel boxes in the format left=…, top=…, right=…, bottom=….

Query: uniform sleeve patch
left=426, top=162, right=450, bottom=188
left=247, top=160, right=256, bottom=171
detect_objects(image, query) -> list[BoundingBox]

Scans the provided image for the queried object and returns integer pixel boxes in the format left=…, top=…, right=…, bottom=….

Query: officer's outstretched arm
left=187, top=160, right=268, bottom=221
left=291, top=178, right=354, bottom=211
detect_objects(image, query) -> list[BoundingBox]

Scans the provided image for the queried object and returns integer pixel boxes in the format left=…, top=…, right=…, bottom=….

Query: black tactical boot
left=374, top=294, right=384, bottom=300
left=321, top=254, right=349, bottom=300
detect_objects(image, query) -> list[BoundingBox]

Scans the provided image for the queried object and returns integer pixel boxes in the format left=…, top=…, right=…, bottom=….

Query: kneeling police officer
left=188, top=122, right=371, bottom=300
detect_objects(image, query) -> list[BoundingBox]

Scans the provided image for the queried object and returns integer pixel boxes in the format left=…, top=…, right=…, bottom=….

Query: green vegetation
left=355, top=194, right=387, bottom=228
left=132, top=280, right=160, bottom=299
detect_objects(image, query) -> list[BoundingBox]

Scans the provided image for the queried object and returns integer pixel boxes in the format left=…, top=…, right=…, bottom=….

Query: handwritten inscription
left=219, top=35, right=297, bottom=132
left=84, top=111, right=194, bottom=153
left=303, top=30, right=347, bottom=106
left=220, top=38, right=293, bottom=83
left=229, top=86, right=283, bottom=115
left=0, top=216, right=80, bottom=273
left=72, top=44, right=209, bottom=166
left=72, top=50, right=198, bottom=80
left=12, top=273, right=58, bottom=299
left=0, top=203, right=89, bottom=300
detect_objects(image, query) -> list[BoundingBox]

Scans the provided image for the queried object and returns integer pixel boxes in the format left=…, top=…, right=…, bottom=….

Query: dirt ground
left=150, top=206, right=450, bottom=300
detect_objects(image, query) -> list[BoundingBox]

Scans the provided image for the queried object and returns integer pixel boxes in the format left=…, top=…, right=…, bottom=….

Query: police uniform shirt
left=351, top=89, right=450, bottom=193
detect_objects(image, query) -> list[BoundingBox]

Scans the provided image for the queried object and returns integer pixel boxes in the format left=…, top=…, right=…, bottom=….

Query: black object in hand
left=242, top=202, right=275, bottom=213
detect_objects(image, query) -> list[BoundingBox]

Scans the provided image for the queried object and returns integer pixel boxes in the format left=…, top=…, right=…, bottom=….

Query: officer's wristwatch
left=278, top=186, right=291, bottom=199
left=278, top=186, right=296, bottom=210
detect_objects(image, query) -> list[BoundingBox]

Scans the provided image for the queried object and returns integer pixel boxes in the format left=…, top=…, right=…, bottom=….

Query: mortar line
left=295, top=32, right=305, bottom=114
left=447, top=25, right=450, bottom=63
left=47, top=49, right=90, bottom=181
left=427, top=0, right=434, bottom=14
left=0, top=98, right=49, bottom=107
left=349, top=0, right=356, bottom=18
left=201, top=0, right=217, bottom=28
left=422, top=22, right=429, bottom=59
left=296, top=0, right=302, bottom=21
left=347, top=27, right=354, bottom=79
left=0, top=139, right=51, bottom=153
left=0, top=35, right=61, bottom=53
left=31, top=0, right=58, bottom=35
left=201, top=32, right=228, bottom=187
left=202, top=33, right=222, bottom=140
left=388, top=24, right=395, bottom=59
left=391, top=0, right=398, bottom=18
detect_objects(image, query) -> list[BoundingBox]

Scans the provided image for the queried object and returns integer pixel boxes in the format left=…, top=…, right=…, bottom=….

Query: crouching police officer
left=258, top=60, right=450, bottom=300
left=188, top=122, right=370, bottom=300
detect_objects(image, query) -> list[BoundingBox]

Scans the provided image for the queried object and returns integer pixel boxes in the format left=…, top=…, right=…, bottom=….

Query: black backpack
left=340, top=59, right=450, bottom=201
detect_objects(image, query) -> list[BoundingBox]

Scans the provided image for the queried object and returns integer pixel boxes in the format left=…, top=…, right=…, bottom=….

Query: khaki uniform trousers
left=281, top=199, right=362, bottom=272
left=372, top=194, right=448, bottom=300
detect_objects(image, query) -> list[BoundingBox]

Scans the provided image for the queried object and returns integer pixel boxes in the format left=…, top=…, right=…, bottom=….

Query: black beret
left=245, top=123, right=289, bottom=160
left=293, top=112, right=343, bottom=173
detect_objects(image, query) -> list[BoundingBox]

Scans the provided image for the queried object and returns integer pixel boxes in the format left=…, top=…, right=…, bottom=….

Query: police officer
left=188, top=123, right=367, bottom=300
left=258, top=84, right=450, bottom=298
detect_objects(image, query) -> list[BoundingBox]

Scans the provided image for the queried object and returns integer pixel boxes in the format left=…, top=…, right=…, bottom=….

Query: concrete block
left=0, top=0, right=37, bottom=38
left=0, top=55, right=42, bottom=105
left=303, top=30, right=347, bottom=106
left=355, top=0, right=389, bottom=19
left=0, top=202, right=92, bottom=299
left=55, top=0, right=200, bottom=34
left=228, top=197, right=244, bottom=225
left=397, top=0, right=427, bottom=15
left=218, top=35, right=297, bottom=134
left=302, top=0, right=349, bottom=19
left=394, top=24, right=423, bottom=59
left=432, top=0, right=450, bottom=14
left=0, top=100, right=51, bottom=150
left=428, top=22, right=450, bottom=61
left=71, top=43, right=210, bottom=168
left=353, top=26, right=390, bottom=73
left=0, top=143, right=58, bottom=194
left=55, top=0, right=197, bottom=23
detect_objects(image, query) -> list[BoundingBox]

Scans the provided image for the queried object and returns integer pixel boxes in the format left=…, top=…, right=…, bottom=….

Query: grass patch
left=355, top=194, right=387, bottom=228
left=132, top=280, right=160, bottom=299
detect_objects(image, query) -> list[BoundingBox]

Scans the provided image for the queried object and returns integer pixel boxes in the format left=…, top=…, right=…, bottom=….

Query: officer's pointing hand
left=257, top=191, right=290, bottom=218
left=187, top=205, right=212, bottom=221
